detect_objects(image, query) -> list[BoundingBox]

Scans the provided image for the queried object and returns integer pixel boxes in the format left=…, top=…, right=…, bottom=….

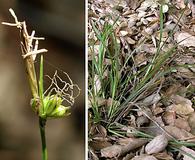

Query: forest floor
left=88, top=0, right=195, bottom=160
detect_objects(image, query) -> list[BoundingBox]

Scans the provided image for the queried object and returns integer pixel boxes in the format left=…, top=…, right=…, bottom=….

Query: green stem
left=39, top=117, right=48, bottom=160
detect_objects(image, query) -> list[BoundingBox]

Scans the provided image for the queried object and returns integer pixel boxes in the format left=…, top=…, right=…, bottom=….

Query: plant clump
left=88, top=0, right=195, bottom=159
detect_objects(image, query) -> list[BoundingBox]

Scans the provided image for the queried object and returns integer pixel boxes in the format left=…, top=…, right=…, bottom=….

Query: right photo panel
left=88, top=0, right=195, bottom=159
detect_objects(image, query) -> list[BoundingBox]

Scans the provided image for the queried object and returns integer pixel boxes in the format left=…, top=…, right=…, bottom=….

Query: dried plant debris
left=101, top=138, right=148, bottom=158
left=180, top=146, right=195, bottom=160
left=88, top=0, right=195, bottom=159
left=131, top=155, right=158, bottom=160
left=145, top=134, right=168, bottom=154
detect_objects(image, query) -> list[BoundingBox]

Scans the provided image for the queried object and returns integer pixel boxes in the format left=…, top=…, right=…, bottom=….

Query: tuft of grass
left=88, top=2, right=191, bottom=132
left=89, top=20, right=121, bottom=123
left=88, top=4, right=186, bottom=124
left=88, top=3, right=195, bottom=159
left=88, top=2, right=195, bottom=159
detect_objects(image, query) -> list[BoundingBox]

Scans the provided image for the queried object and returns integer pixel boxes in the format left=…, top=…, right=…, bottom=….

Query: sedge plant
left=88, top=3, right=195, bottom=159
left=88, top=3, right=187, bottom=125
left=2, top=9, right=80, bottom=160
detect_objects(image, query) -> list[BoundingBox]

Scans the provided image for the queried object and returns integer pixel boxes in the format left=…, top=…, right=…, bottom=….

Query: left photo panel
left=0, top=0, right=85, bottom=160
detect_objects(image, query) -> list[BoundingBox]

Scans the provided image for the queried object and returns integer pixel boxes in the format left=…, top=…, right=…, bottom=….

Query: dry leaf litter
left=88, top=0, right=195, bottom=159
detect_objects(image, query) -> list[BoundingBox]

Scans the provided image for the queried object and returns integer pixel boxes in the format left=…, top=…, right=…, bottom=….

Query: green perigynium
left=31, top=94, right=71, bottom=119
left=43, top=95, right=69, bottom=117
left=32, top=52, right=79, bottom=120
left=30, top=54, right=79, bottom=119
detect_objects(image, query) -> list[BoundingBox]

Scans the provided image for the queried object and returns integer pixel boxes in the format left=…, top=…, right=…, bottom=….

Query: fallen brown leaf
left=170, top=103, right=194, bottom=116
left=134, top=53, right=147, bottom=67
left=90, top=137, right=112, bottom=150
left=164, top=83, right=182, bottom=97
left=175, top=0, right=186, bottom=9
left=145, top=134, right=168, bottom=154
left=180, top=146, right=195, bottom=160
left=174, top=118, right=191, bottom=132
left=153, top=151, right=174, bottom=160
left=165, top=126, right=194, bottom=140
left=101, top=138, right=148, bottom=158
left=188, top=112, right=195, bottom=134
left=101, top=145, right=122, bottom=158
left=131, top=155, right=158, bottom=160
left=152, top=105, right=164, bottom=116
left=169, top=95, right=194, bottom=115
left=88, top=97, right=107, bottom=109
left=143, top=93, right=161, bottom=107
left=122, top=153, right=135, bottom=160
left=177, top=67, right=195, bottom=79
left=162, top=111, right=176, bottom=125
left=175, top=32, right=195, bottom=47
left=136, top=116, right=149, bottom=127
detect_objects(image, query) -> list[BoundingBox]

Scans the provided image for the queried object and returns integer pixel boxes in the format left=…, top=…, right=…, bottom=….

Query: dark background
left=0, top=0, right=85, bottom=160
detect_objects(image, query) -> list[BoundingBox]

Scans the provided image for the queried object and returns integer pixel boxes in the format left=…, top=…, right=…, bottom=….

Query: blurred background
left=0, top=0, right=85, bottom=160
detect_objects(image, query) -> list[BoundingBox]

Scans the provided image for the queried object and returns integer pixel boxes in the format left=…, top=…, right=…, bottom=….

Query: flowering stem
left=2, top=8, right=79, bottom=160
left=39, top=117, right=48, bottom=160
